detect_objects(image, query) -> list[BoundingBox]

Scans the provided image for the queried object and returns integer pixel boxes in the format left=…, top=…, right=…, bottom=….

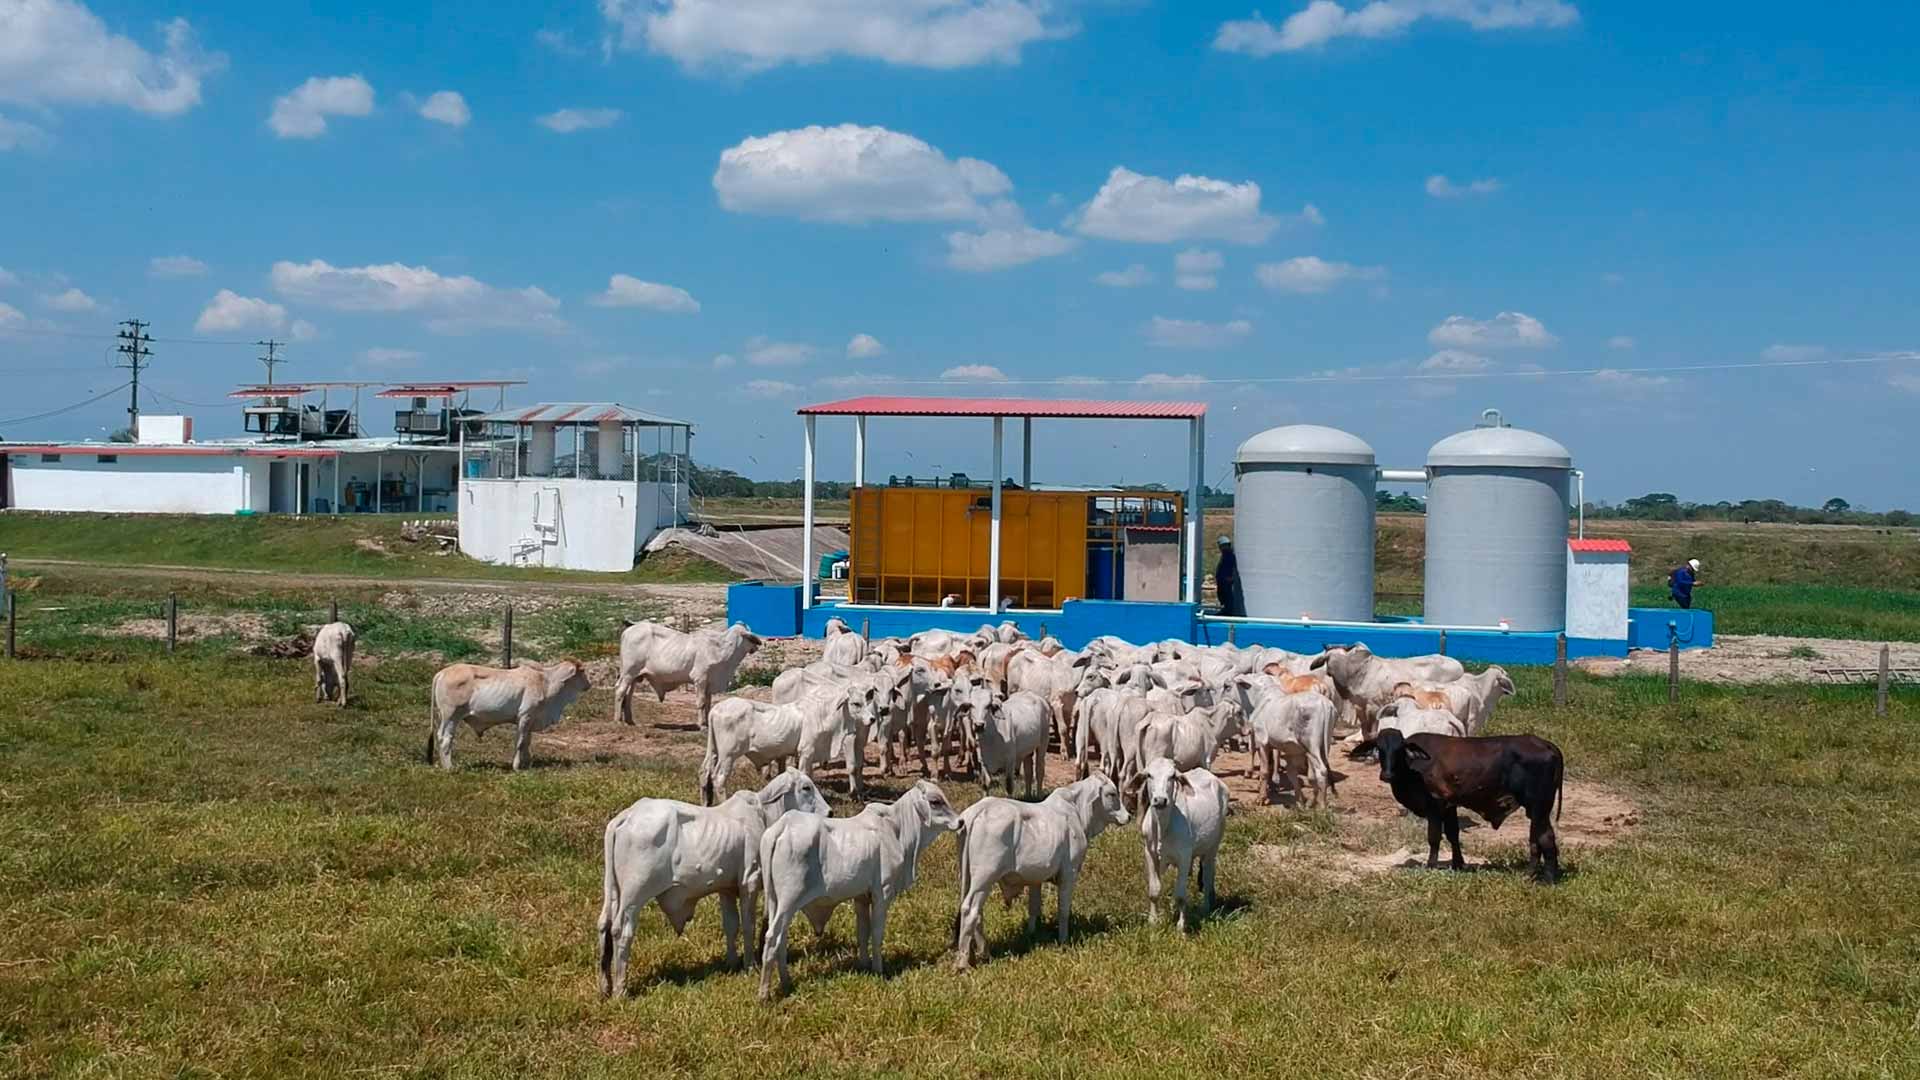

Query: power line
left=114, top=319, right=154, bottom=430
left=255, top=338, right=288, bottom=385
left=145, top=385, right=234, bottom=409
left=0, top=381, right=132, bottom=426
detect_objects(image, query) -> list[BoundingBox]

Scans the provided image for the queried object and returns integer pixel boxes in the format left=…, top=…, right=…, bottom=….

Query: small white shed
left=1566, top=538, right=1632, bottom=641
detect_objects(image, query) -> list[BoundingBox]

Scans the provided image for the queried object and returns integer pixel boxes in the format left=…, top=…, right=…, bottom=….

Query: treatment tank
left=1233, top=425, right=1376, bottom=622
left=1423, top=409, right=1572, bottom=631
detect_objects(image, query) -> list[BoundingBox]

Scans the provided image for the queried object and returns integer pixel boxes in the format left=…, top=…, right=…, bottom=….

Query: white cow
left=1073, top=686, right=1153, bottom=782
left=1375, top=698, right=1467, bottom=739
left=972, top=690, right=1051, bottom=797
left=614, top=621, right=764, bottom=727
left=953, top=772, right=1130, bottom=970
left=425, top=660, right=592, bottom=771
left=311, top=621, right=356, bottom=707
left=1005, top=650, right=1092, bottom=753
left=939, top=672, right=995, bottom=778
left=1248, top=690, right=1338, bottom=807
left=1135, top=700, right=1245, bottom=773
left=1126, top=758, right=1229, bottom=932
left=701, top=684, right=879, bottom=803
left=1388, top=666, right=1516, bottom=737
left=757, top=780, right=961, bottom=1000
left=1311, top=643, right=1465, bottom=742
left=822, top=618, right=870, bottom=668
left=596, top=769, right=828, bottom=995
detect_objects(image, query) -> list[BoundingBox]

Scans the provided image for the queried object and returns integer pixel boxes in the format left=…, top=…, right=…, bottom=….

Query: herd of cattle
left=306, top=614, right=1568, bottom=1000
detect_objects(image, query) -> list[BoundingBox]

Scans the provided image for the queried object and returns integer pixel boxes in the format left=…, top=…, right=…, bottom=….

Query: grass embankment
left=0, top=512, right=734, bottom=585
left=2, top=652, right=1916, bottom=1077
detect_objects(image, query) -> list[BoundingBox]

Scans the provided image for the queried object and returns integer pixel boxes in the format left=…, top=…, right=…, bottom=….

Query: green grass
left=1629, top=585, right=1920, bottom=642
left=2, top=652, right=1917, bottom=1078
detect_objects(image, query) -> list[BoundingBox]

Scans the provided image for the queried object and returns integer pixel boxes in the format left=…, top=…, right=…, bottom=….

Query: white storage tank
left=1233, top=425, right=1377, bottom=622
left=1423, top=409, right=1572, bottom=631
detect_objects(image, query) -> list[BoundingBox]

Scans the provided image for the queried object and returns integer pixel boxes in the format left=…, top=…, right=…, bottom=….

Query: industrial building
left=726, top=399, right=1713, bottom=664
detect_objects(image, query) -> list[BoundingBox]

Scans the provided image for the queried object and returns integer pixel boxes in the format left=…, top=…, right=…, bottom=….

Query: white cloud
left=536, top=107, right=621, bottom=133
left=1136, top=372, right=1208, bottom=388
left=1428, top=311, right=1556, bottom=349
left=588, top=274, right=700, bottom=313
left=743, top=378, right=799, bottom=398
left=1420, top=349, right=1493, bottom=372
left=0, top=114, right=46, bottom=150
left=740, top=336, right=816, bottom=366
left=1589, top=368, right=1672, bottom=394
left=942, top=364, right=1006, bottom=382
left=1425, top=174, right=1503, bottom=198
left=1255, top=255, right=1384, bottom=294
left=194, top=289, right=289, bottom=334
left=1174, top=249, right=1223, bottom=291
left=1057, top=374, right=1107, bottom=386
left=712, top=353, right=737, bottom=370
left=599, top=0, right=1064, bottom=72
left=945, top=226, right=1076, bottom=272
left=42, top=287, right=99, bottom=312
left=819, top=371, right=902, bottom=390
left=1763, top=343, right=1828, bottom=363
left=1890, top=370, right=1920, bottom=395
left=1601, top=272, right=1625, bottom=286
left=0, top=266, right=16, bottom=287
left=1607, top=335, right=1636, bottom=350
left=269, top=259, right=565, bottom=335
left=0, top=301, right=25, bottom=328
left=1094, top=264, right=1152, bottom=288
left=1075, top=166, right=1278, bottom=245
left=535, top=29, right=587, bottom=55
left=147, top=255, right=206, bottom=278
left=1214, top=1, right=1578, bottom=56
left=417, top=90, right=469, bottom=127
left=1300, top=203, right=1326, bottom=227
left=1146, top=316, right=1252, bottom=350
left=269, top=75, right=373, bottom=138
left=360, top=347, right=421, bottom=369
left=846, top=333, right=886, bottom=359
left=0, top=3, right=223, bottom=117
left=289, top=319, right=317, bottom=342
left=717, top=124, right=1011, bottom=225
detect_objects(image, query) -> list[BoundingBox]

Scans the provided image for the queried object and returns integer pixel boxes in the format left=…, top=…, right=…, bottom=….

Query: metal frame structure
left=795, top=396, right=1208, bottom=613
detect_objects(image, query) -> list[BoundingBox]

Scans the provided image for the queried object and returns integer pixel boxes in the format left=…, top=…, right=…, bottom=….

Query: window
left=97, top=454, right=118, bottom=464
left=40, top=453, right=61, bottom=463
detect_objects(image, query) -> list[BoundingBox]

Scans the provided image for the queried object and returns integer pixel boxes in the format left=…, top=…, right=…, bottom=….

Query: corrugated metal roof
left=1567, top=538, right=1632, bottom=553
left=373, top=381, right=525, bottom=399
left=469, top=402, right=693, bottom=427
left=797, top=396, right=1207, bottom=420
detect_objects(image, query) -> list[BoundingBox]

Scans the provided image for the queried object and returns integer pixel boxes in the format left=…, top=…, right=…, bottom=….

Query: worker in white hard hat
left=1668, top=557, right=1702, bottom=609
left=1214, top=535, right=1245, bottom=617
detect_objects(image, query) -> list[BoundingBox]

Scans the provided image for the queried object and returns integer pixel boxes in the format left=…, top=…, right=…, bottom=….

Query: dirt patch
left=116, top=612, right=271, bottom=643
left=247, top=633, right=314, bottom=659
left=1578, top=634, right=1919, bottom=685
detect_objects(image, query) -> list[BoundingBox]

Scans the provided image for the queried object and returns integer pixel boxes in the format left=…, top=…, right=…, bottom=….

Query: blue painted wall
left=1628, top=607, right=1715, bottom=651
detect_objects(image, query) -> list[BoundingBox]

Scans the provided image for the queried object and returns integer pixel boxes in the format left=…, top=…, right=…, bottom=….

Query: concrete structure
left=1232, top=424, right=1377, bottom=622
left=457, top=402, right=691, bottom=572
left=1423, top=410, right=1574, bottom=632
left=1122, top=527, right=1181, bottom=602
left=1566, top=538, right=1632, bottom=641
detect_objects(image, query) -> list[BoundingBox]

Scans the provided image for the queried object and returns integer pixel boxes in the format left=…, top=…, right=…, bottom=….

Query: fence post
left=860, top=617, right=870, bottom=641
left=502, top=606, right=514, bottom=668
left=1667, top=624, right=1680, bottom=705
left=1226, top=622, right=1236, bottom=645
left=166, top=593, right=178, bottom=655
left=329, top=598, right=339, bottom=625
left=1554, top=632, right=1568, bottom=707
left=5, top=590, right=14, bottom=660
left=1436, top=629, right=1447, bottom=657
left=1876, top=644, right=1891, bottom=718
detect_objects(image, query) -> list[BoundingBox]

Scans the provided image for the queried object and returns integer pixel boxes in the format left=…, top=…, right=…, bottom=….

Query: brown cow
left=1373, top=729, right=1564, bottom=883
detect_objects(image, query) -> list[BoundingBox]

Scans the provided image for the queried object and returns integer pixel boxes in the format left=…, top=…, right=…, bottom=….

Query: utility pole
left=114, top=319, right=154, bottom=431
left=255, top=338, right=286, bottom=385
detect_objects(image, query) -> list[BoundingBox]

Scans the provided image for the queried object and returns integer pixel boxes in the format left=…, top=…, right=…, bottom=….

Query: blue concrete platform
left=724, top=582, right=1713, bottom=665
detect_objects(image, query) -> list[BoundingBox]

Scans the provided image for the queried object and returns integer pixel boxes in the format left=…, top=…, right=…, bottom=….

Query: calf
left=1135, top=700, right=1245, bottom=774
left=1312, top=643, right=1465, bottom=743
left=972, top=690, right=1050, bottom=798
left=821, top=617, right=870, bottom=668
left=953, top=773, right=1129, bottom=970
left=1375, top=698, right=1467, bottom=739
left=701, top=685, right=878, bottom=803
left=757, top=780, right=961, bottom=1000
left=425, top=660, right=592, bottom=771
left=311, top=621, right=356, bottom=707
left=1125, top=758, right=1228, bottom=932
left=614, top=621, right=763, bottom=727
left=1373, top=729, right=1565, bottom=883
left=596, top=769, right=828, bottom=995
left=1248, top=691, right=1337, bottom=807
left=1073, top=686, right=1151, bottom=782
left=1389, top=666, right=1516, bottom=737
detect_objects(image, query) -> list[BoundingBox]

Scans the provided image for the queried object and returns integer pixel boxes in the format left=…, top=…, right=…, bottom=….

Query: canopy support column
left=854, top=415, right=867, bottom=487
left=802, top=415, right=817, bottom=609
left=990, top=418, right=1003, bottom=612
left=1021, top=418, right=1032, bottom=488
left=1185, top=414, right=1204, bottom=605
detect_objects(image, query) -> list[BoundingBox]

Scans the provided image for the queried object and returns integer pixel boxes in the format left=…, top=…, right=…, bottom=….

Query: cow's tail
left=1555, top=760, right=1565, bottom=823
left=951, top=811, right=974, bottom=949
left=1320, top=703, right=1338, bottom=796
left=698, top=707, right=720, bottom=805
left=597, top=818, right=622, bottom=995
left=423, top=683, right=439, bottom=765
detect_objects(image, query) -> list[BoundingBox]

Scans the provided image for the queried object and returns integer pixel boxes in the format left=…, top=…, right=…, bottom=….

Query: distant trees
left=1587, top=493, right=1912, bottom=527
left=1823, top=497, right=1851, bottom=514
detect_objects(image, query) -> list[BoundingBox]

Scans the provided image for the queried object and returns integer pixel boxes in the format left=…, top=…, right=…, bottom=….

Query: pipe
left=1202, top=613, right=1520, bottom=633
left=1376, top=468, right=1428, bottom=484
left=1572, top=469, right=1585, bottom=539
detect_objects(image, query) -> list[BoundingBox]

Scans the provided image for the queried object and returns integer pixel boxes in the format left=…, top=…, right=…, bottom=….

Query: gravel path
left=1578, top=634, right=1920, bottom=685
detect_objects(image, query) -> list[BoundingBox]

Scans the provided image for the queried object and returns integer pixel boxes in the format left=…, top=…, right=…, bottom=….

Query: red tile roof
left=797, top=396, right=1207, bottom=420
left=1568, top=538, right=1632, bottom=553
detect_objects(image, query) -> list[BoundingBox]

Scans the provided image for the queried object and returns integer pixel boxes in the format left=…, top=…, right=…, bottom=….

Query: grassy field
left=2, top=641, right=1917, bottom=1077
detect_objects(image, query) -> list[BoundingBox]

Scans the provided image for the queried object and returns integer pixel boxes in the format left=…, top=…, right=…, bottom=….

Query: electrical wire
left=146, top=385, right=237, bottom=409
left=0, top=381, right=131, bottom=426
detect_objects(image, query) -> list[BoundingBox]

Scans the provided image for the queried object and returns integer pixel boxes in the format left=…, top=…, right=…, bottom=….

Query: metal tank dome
left=1422, top=409, right=1573, bottom=631
left=1233, top=425, right=1377, bottom=622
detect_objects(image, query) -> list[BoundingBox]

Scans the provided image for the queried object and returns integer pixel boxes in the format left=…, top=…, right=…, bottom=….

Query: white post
left=853, top=415, right=867, bottom=488
left=1185, top=415, right=1204, bottom=605
left=802, top=415, right=816, bottom=609
left=1021, top=417, right=1032, bottom=488
left=375, top=453, right=384, bottom=513
left=990, top=417, right=1004, bottom=612
left=332, top=454, right=341, bottom=515
left=416, top=455, right=425, bottom=513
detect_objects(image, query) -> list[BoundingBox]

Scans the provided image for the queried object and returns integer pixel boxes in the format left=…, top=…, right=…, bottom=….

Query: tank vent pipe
left=1376, top=468, right=1429, bottom=485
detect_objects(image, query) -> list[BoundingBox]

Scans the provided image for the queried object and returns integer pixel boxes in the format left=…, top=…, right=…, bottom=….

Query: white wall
left=1566, top=551, right=1630, bottom=640
left=8, top=453, right=268, bottom=515
left=459, top=478, right=642, bottom=572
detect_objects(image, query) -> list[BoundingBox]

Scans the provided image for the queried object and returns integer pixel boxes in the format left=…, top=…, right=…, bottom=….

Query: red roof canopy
left=375, top=381, right=524, bottom=399
left=1568, top=538, right=1632, bottom=553
left=798, top=396, right=1206, bottom=420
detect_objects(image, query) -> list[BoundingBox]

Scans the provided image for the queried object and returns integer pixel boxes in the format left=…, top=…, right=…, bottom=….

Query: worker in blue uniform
left=1214, top=535, right=1246, bottom=617
left=1668, top=558, right=1701, bottom=609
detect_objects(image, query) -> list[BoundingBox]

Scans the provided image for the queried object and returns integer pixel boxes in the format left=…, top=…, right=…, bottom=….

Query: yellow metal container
left=849, top=488, right=1090, bottom=609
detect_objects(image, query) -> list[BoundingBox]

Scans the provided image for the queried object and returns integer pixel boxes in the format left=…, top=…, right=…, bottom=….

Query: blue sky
left=2, top=0, right=1916, bottom=508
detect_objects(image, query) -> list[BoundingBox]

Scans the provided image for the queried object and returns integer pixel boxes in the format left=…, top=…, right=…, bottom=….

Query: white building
left=457, top=403, right=693, bottom=572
